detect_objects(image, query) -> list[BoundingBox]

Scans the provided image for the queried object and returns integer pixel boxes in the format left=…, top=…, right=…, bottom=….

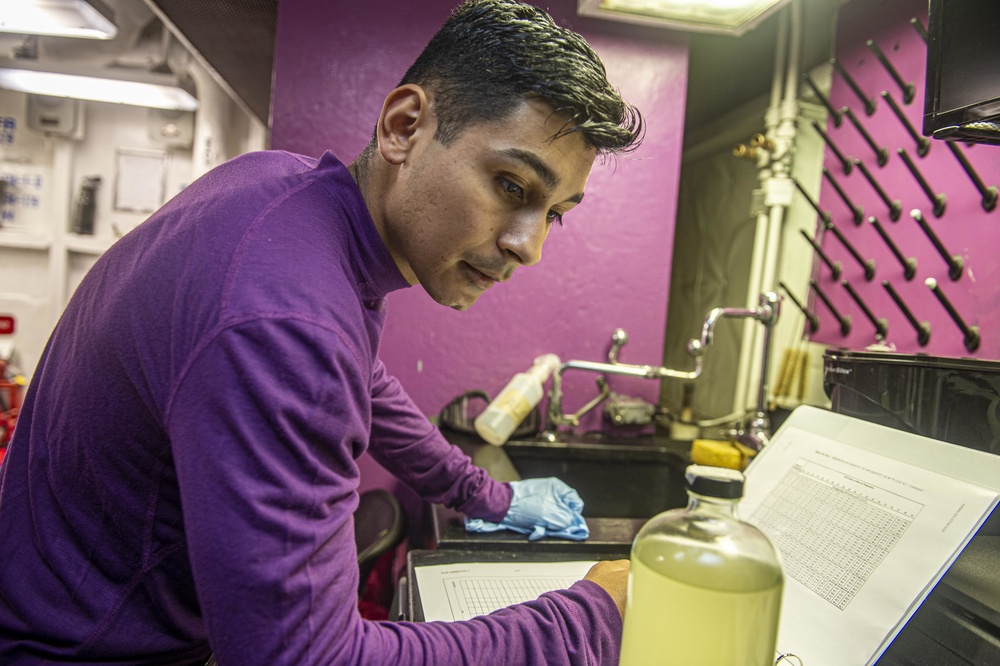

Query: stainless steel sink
left=501, top=434, right=690, bottom=520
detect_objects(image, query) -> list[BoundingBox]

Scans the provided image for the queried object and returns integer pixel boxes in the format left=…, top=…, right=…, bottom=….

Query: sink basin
left=502, top=434, right=690, bottom=520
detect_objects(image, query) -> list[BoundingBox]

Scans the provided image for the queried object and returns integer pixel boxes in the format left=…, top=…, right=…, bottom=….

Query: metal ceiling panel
left=147, top=0, right=276, bottom=124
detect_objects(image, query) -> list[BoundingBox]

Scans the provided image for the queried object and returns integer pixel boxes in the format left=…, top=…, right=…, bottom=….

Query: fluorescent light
left=0, top=60, right=198, bottom=111
left=0, top=0, right=117, bottom=40
left=578, top=0, right=791, bottom=35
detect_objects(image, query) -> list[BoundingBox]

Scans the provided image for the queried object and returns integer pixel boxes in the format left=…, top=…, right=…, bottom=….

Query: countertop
left=430, top=428, right=682, bottom=554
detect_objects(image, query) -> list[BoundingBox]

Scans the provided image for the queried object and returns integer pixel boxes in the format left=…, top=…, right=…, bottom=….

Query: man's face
left=381, top=97, right=597, bottom=311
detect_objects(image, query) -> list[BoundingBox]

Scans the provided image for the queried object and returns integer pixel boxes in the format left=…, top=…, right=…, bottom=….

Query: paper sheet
left=114, top=149, right=166, bottom=213
left=741, top=425, right=998, bottom=666
left=415, top=560, right=596, bottom=622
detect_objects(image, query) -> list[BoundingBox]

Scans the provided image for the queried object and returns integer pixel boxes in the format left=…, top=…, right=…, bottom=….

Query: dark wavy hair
left=397, top=0, right=644, bottom=155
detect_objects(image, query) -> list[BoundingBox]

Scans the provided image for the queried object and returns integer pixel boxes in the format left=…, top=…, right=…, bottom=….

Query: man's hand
left=465, top=477, right=589, bottom=541
left=584, top=559, right=630, bottom=618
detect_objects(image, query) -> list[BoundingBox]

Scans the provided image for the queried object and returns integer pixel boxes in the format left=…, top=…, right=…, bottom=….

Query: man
left=0, top=0, right=643, bottom=663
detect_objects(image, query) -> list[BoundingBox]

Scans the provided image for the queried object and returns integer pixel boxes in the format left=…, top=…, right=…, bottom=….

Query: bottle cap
left=684, top=464, right=745, bottom=499
left=527, top=353, right=561, bottom=382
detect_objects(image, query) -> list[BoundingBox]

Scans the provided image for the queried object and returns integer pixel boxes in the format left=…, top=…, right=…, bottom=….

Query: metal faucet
left=688, top=291, right=782, bottom=451
left=543, top=329, right=703, bottom=437
left=543, top=291, right=782, bottom=451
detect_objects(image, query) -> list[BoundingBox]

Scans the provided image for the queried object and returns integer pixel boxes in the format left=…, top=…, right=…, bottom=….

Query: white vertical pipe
left=188, top=65, right=229, bottom=180
left=760, top=16, right=801, bottom=296
left=783, top=0, right=803, bottom=107
left=49, top=138, right=73, bottom=312
left=733, top=5, right=791, bottom=414
left=754, top=0, right=802, bottom=408
left=767, top=0, right=803, bottom=295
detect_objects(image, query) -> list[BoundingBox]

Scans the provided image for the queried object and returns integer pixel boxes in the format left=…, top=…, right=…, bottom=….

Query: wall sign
left=114, top=148, right=166, bottom=214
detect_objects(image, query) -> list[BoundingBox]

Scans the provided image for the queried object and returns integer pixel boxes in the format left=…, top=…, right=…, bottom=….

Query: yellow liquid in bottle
left=618, top=537, right=783, bottom=665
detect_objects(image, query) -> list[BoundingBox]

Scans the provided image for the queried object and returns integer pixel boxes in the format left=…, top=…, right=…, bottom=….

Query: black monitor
left=923, top=0, right=1000, bottom=144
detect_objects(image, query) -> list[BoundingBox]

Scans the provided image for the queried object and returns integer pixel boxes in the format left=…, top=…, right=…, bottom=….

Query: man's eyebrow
left=500, top=148, right=585, bottom=204
left=501, top=148, right=559, bottom=189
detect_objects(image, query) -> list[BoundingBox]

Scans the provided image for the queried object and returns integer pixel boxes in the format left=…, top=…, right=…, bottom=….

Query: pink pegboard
left=806, top=0, right=1000, bottom=359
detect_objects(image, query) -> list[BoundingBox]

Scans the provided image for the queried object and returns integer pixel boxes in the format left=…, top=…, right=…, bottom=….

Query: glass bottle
left=619, top=464, right=783, bottom=666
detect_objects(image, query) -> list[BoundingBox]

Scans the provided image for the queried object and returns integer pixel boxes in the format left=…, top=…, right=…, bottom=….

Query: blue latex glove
left=465, top=477, right=589, bottom=541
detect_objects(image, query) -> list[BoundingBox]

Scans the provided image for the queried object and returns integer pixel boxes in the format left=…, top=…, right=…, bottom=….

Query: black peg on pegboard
left=882, top=91, right=931, bottom=157
left=811, top=121, right=853, bottom=174
left=810, top=279, right=852, bottom=335
left=800, top=229, right=842, bottom=280
left=827, top=221, right=876, bottom=280
left=866, top=39, right=916, bottom=104
left=803, top=73, right=843, bottom=127
left=910, top=209, right=963, bottom=280
left=792, top=177, right=832, bottom=224
left=842, top=279, right=888, bottom=340
left=823, top=167, right=864, bottom=224
left=779, top=281, right=819, bottom=334
left=946, top=141, right=999, bottom=211
left=883, top=280, right=930, bottom=346
left=926, top=277, right=980, bottom=351
left=898, top=148, right=947, bottom=217
left=832, top=59, right=876, bottom=115
left=869, top=216, right=917, bottom=280
left=844, top=107, right=889, bottom=166
left=910, top=17, right=929, bottom=44
left=856, top=159, right=902, bottom=220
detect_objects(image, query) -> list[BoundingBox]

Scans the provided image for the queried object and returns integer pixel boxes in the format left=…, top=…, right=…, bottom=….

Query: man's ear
left=376, top=84, right=432, bottom=166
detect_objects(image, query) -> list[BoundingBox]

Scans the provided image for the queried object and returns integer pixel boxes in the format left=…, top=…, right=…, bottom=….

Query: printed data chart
left=750, top=459, right=922, bottom=610
left=446, top=576, right=579, bottom=619
left=415, top=560, right=597, bottom=622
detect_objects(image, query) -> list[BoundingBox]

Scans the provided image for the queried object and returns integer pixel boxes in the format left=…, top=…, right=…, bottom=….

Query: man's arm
left=366, top=358, right=513, bottom=522
left=167, top=320, right=621, bottom=665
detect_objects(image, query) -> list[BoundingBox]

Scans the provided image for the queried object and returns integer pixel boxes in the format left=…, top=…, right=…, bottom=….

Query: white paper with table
left=416, top=560, right=597, bottom=622
left=741, top=406, right=999, bottom=666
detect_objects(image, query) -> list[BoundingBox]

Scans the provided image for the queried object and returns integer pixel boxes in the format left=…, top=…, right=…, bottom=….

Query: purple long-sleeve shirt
left=0, top=151, right=621, bottom=664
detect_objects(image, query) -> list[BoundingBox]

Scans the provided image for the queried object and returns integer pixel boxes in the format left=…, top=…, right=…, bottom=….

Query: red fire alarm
left=0, top=316, right=13, bottom=335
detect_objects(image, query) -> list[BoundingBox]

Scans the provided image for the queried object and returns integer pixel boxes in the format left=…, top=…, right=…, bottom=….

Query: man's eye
left=500, top=178, right=524, bottom=199
left=547, top=210, right=564, bottom=227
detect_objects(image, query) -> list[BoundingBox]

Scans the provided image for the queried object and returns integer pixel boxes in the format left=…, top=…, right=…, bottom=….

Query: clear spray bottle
left=474, top=353, right=560, bottom=446
left=619, top=464, right=784, bottom=665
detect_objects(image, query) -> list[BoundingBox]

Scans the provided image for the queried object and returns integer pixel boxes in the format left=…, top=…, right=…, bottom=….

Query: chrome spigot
left=609, top=328, right=628, bottom=363
left=543, top=329, right=703, bottom=439
left=688, top=291, right=779, bottom=358
left=698, top=291, right=780, bottom=452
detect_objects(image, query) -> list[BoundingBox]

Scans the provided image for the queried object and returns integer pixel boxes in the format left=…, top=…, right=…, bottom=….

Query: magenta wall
left=271, top=1, right=688, bottom=496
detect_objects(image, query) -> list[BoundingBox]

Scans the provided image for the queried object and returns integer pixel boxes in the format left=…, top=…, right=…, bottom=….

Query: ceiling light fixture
left=578, top=0, right=791, bottom=36
left=0, top=0, right=117, bottom=40
left=0, top=60, right=198, bottom=111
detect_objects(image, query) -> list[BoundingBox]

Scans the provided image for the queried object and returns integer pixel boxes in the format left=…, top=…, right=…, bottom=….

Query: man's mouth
left=464, top=262, right=503, bottom=290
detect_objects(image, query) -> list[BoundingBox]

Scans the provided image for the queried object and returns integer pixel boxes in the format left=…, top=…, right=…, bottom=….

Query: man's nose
left=499, top=212, right=549, bottom=266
